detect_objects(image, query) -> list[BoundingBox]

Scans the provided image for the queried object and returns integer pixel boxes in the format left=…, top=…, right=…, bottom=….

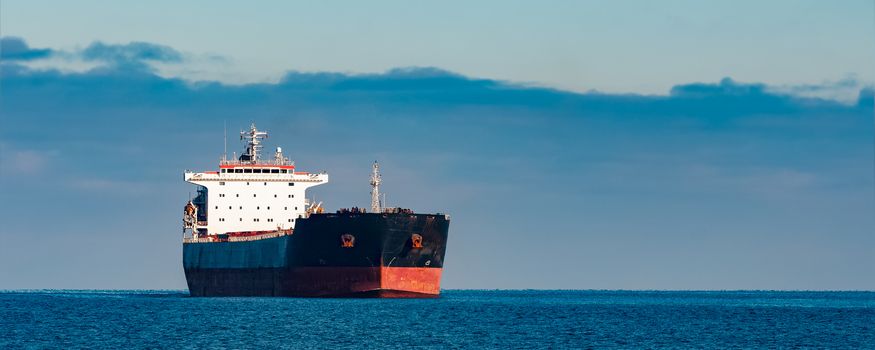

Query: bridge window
left=235, top=169, right=242, bottom=173
left=281, top=170, right=288, bottom=174
left=244, top=169, right=252, bottom=173
left=271, top=169, right=279, bottom=174
left=254, top=169, right=262, bottom=174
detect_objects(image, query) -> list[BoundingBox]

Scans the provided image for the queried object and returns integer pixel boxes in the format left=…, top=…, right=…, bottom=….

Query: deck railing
left=183, top=230, right=291, bottom=243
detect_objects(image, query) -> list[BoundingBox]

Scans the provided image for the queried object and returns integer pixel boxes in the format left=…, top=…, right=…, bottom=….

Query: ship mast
left=239, top=123, right=268, bottom=163
left=370, top=161, right=381, bottom=213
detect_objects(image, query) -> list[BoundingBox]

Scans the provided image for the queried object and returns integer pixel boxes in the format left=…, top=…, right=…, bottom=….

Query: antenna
left=223, top=120, right=227, bottom=162
left=239, top=123, right=268, bottom=163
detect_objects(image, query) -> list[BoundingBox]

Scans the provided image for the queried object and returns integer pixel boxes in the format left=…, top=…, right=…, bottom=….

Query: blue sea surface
left=1, top=290, right=873, bottom=348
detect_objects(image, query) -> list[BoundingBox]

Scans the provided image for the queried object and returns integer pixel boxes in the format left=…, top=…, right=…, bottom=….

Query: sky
left=3, top=1, right=874, bottom=98
left=0, top=1, right=873, bottom=290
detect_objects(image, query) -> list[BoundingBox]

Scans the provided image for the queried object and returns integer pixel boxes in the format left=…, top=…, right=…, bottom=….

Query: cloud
left=75, top=41, right=184, bottom=72
left=0, top=37, right=53, bottom=61
left=1, top=38, right=867, bottom=113
left=276, top=66, right=494, bottom=94
left=767, top=76, right=871, bottom=104
left=81, top=41, right=183, bottom=63
left=1, top=38, right=186, bottom=74
left=782, top=76, right=860, bottom=93
left=0, top=145, right=57, bottom=176
left=670, top=77, right=768, bottom=97
left=1, top=56, right=869, bottom=134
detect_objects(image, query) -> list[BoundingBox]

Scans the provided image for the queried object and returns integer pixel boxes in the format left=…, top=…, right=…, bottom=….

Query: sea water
left=1, top=290, right=873, bottom=348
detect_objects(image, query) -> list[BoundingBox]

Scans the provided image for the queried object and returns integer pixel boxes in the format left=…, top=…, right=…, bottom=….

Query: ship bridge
left=183, top=124, right=328, bottom=236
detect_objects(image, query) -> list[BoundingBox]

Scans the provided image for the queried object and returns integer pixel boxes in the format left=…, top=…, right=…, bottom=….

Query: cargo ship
left=182, top=124, right=450, bottom=297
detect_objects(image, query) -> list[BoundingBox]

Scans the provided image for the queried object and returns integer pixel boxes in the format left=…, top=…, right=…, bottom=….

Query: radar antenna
left=370, top=161, right=381, bottom=213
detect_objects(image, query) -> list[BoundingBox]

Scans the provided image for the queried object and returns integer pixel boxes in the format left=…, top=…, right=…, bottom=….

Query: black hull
left=183, top=213, right=449, bottom=297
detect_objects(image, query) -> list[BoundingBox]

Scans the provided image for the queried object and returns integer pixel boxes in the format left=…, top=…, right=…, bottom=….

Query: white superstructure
left=183, top=124, right=328, bottom=235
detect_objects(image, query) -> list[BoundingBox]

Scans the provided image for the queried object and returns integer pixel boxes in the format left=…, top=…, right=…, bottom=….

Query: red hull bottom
left=185, top=267, right=443, bottom=298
